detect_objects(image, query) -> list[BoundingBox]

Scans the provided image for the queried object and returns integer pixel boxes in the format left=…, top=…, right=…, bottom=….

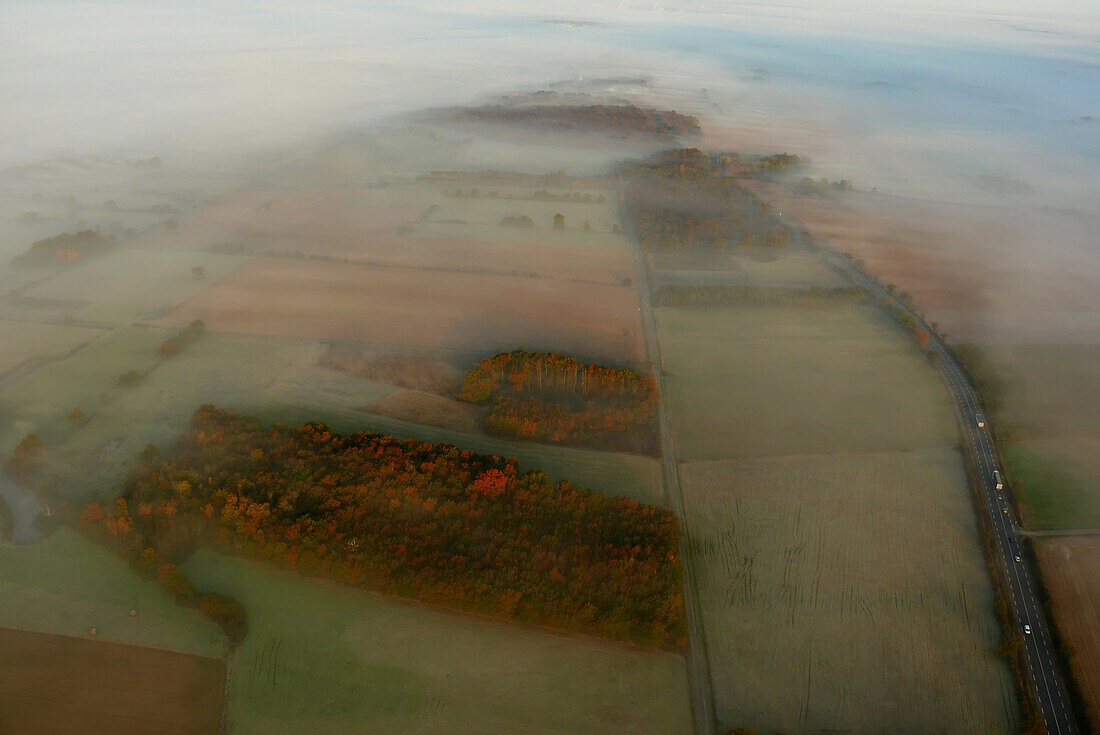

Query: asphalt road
left=823, top=250, right=1079, bottom=735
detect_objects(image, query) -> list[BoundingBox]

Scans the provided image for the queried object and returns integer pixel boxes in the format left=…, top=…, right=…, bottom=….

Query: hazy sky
left=1, top=0, right=1097, bottom=208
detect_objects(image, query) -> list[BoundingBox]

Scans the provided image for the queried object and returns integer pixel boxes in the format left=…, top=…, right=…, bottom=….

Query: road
left=627, top=217, right=717, bottom=735
left=823, top=249, right=1079, bottom=735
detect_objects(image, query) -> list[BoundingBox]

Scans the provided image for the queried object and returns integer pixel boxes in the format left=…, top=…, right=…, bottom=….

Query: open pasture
left=152, top=257, right=644, bottom=365
left=184, top=552, right=692, bottom=735
left=22, top=248, right=251, bottom=325
left=975, top=343, right=1100, bottom=528
left=680, top=449, right=1016, bottom=734
left=0, top=530, right=224, bottom=656
left=0, top=319, right=103, bottom=374
left=0, top=326, right=165, bottom=455
left=1035, top=536, right=1100, bottom=731
left=37, top=332, right=330, bottom=503
left=1003, top=440, right=1100, bottom=529
left=657, top=304, right=957, bottom=459
left=0, top=626, right=225, bottom=735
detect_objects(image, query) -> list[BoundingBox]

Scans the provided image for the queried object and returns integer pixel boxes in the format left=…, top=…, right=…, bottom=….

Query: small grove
left=460, top=351, right=660, bottom=456
left=81, top=406, right=684, bottom=649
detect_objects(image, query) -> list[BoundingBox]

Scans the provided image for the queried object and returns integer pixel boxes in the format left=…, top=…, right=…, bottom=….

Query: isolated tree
left=553, top=213, right=565, bottom=230
left=67, top=407, right=84, bottom=422
left=583, top=219, right=591, bottom=231
left=192, top=265, right=206, bottom=280
left=11, top=434, right=45, bottom=470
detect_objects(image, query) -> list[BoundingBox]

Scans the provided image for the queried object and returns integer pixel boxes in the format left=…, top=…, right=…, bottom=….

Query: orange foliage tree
left=460, top=351, right=659, bottom=455
left=82, top=406, right=684, bottom=649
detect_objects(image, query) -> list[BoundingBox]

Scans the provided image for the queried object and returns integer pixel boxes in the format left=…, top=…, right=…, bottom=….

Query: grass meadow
left=184, top=552, right=693, bottom=735
left=0, top=529, right=224, bottom=657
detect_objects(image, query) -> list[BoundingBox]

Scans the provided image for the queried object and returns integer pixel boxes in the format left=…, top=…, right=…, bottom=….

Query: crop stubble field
left=653, top=252, right=1016, bottom=733
left=1035, top=536, right=1100, bottom=731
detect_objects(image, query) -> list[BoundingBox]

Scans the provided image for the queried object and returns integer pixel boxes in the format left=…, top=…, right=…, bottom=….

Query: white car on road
left=1024, top=624, right=1032, bottom=635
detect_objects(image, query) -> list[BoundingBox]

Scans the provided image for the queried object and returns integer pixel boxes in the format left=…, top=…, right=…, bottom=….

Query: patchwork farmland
left=649, top=247, right=1017, bottom=732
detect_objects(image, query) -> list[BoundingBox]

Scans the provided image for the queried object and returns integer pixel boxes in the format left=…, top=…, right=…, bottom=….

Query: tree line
left=449, top=104, right=700, bottom=137
left=653, top=284, right=868, bottom=307
left=460, top=351, right=660, bottom=455
left=13, top=229, right=116, bottom=267
left=620, top=150, right=801, bottom=250
left=158, top=319, right=205, bottom=357
left=81, top=406, right=684, bottom=649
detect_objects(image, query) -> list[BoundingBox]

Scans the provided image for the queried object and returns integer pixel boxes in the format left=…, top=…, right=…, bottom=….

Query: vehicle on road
left=1003, top=506, right=1009, bottom=514
left=1015, top=555, right=1022, bottom=562
left=1024, top=624, right=1032, bottom=635
left=994, top=470, right=1004, bottom=491
left=976, top=414, right=985, bottom=428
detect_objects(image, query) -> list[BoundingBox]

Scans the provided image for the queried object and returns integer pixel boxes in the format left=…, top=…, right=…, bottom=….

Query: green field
left=1003, top=441, right=1100, bottom=529
left=184, top=552, right=692, bottom=735
left=0, top=320, right=105, bottom=374
left=679, top=449, right=1016, bottom=734
left=0, top=529, right=224, bottom=657
left=974, top=343, right=1100, bottom=529
left=0, top=326, right=166, bottom=455
left=657, top=304, right=957, bottom=460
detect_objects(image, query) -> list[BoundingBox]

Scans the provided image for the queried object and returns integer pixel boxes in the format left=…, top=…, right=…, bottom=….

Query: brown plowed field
left=0, top=626, right=226, bottom=735
left=1035, top=537, right=1100, bottom=732
left=152, top=258, right=644, bottom=365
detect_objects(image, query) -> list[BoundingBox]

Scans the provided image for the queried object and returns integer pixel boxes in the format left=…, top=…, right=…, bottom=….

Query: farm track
left=624, top=204, right=717, bottom=735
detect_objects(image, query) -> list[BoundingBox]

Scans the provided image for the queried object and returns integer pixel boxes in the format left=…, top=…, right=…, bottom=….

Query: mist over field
left=2, top=1, right=1099, bottom=733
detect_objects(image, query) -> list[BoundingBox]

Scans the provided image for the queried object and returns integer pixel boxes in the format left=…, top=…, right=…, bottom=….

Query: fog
left=2, top=1, right=1099, bottom=732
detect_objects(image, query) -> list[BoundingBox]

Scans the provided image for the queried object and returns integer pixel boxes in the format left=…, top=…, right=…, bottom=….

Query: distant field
left=140, top=187, right=430, bottom=253
left=0, top=319, right=103, bottom=374
left=1035, top=536, right=1100, bottom=732
left=184, top=552, right=692, bottom=735
left=971, top=344, right=1100, bottom=529
left=151, top=257, right=644, bottom=365
left=680, top=449, right=1016, bottom=734
left=425, top=194, right=619, bottom=233
left=0, top=326, right=165, bottom=455
left=650, top=254, right=843, bottom=289
left=411, top=219, right=631, bottom=250
left=37, top=332, right=330, bottom=503
left=0, top=627, right=225, bottom=735
left=0, top=530, right=224, bottom=656
left=1003, top=441, right=1100, bottom=529
left=22, top=248, right=251, bottom=324
left=657, top=304, right=957, bottom=459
